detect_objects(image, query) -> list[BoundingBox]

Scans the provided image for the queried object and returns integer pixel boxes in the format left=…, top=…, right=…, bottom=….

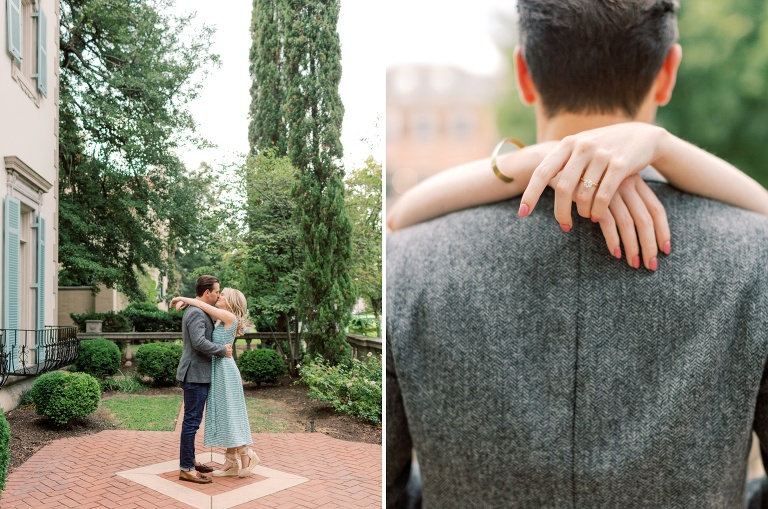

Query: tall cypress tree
left=284, top=0, right=353, bottom=365
left=246, top=0, right=300, bottom=364
left=248, top=0, right=286, bottom=155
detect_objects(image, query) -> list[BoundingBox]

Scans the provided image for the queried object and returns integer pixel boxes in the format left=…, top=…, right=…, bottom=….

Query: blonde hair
left=221, top=287, right=248, bottom=337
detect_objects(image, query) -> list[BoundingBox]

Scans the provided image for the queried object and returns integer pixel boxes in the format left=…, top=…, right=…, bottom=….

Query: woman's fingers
left=552, top=140, right=600, bottom=229
left=635, top=178, right=671, bottom=255
left=607, top=193, right=641, bottom=269
left=597, top=209, right=622, bottom=260
left=520, top=141, right=575, bottom=217
left=589, top=157, right=629, bottom=222
left=618, top=177, right=658, bottom=271
left=574, top=151, right=609, bottom=219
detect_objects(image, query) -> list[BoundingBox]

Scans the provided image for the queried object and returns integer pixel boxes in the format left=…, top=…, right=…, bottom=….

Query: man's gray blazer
left=176, top=305, right=227, bottom=384
left=387, top=184, right=768, bottom=508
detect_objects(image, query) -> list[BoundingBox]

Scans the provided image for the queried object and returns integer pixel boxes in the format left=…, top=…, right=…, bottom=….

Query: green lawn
left=101, top=395, right=181, bottom=431
left=245, top=398, right=289, bottom=433
left=99, top=393, right=289, bottom=433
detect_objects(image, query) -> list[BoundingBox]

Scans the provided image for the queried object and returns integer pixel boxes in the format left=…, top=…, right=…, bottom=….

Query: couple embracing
left=174, top=275, right=259, bottom=484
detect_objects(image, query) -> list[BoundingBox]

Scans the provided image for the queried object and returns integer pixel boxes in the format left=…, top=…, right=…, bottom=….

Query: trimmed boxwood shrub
left=136, top=342, right=183, bottom=385
left=71, top=339, right=121, bottom=379
left=31, top=371, right=101, bottom=427
left=0, top=409, right=9, bottom=493
left=120, top=303, right=183, bottom=332
left=70, top=338, right=120, bottom=378
left=238, top=349, right=286, bottom=385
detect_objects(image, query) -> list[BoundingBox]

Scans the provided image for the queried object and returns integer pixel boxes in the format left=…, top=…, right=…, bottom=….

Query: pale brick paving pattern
left=1, top=430, right=381, bottom=508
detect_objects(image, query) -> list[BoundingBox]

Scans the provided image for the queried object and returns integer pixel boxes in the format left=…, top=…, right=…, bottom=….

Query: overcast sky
left=170, top=1, right=384, bottom=172
left=384, top=0, right=516, bottom=75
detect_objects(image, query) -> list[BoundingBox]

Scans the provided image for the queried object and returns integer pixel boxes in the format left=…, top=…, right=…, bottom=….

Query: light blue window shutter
left=36, top=215, right=46, bottom=362
left=6, top=0, right=22, bottom=62
left=35, top=9, right=47, bottom=97
left=4, top=196, right=21, bottom=371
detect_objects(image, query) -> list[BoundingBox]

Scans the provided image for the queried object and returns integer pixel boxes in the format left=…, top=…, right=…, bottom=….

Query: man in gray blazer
left=176, top=274, right=232, bottom=484
left=387, top=1, right=768, bottom=507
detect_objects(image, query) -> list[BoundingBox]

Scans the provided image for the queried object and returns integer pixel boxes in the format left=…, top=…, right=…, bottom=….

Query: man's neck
left=536, top=111, right=640, bottom=142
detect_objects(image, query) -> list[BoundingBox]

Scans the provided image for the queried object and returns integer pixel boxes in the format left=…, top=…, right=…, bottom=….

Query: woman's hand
left=519, top=123, right=671, bottom=270
left=169, top=297, right=188, bottom=311
left=520, top=122, right=667, bottom=224
left=596, top=175, right=670, bottom=270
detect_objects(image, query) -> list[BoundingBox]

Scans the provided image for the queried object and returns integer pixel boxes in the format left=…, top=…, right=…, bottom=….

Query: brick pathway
left=1, top=405, right=382, bottom=508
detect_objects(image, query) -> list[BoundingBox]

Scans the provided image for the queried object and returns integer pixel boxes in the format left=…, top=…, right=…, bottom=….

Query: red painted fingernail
left=632, top=256, right=640, bottom=269
left=649, top=257, right=658, bottom=271
left=518, top=203, right=529, bottom=217
left=560, top=224, right=571, bottom=233
left=613, top=247, right=621, bottom=259
left=662, top=241, right=671, bottom=255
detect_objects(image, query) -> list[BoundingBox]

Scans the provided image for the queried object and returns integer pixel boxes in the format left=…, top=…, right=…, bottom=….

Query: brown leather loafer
left=179, top=470, right=212, bottom=484
left=194, top=462, right=214, bottom=473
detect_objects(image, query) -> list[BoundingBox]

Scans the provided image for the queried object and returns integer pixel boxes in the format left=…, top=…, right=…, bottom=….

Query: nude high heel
left=237, top=446, right=260, bottom=477
left=212, top=451, right=240, bottom=477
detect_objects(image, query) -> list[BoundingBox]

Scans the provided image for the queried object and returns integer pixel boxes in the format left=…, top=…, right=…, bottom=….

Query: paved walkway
left=1, top=406, right=382, bottom=508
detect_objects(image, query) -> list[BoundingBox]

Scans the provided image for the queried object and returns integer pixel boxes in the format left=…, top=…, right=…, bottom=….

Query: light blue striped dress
left=204, top=318, right=253, bottom=447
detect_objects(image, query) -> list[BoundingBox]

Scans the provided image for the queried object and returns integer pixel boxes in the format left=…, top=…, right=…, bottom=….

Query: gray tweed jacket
left=387, top=184, right=768, bottom=508
left=176, top=305, right=227, bottom=384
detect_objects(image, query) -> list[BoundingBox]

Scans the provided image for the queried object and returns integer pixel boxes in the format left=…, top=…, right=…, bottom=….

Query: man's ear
left=514, top=46, right=537, bottom=105
left=653, top=43, right=682, bottom=106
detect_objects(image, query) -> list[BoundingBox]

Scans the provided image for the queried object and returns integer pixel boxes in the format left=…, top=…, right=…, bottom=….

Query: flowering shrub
left=298, top=353, right=382, bottom=424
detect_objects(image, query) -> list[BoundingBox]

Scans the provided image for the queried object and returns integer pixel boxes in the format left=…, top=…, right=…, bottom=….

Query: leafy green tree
left=249, top=0, right=286, bottom=154
left=345, top=156, right=382, bottom=335
left=284, top=0, right=354, bottom=365
left=169, top=160, right=248, bottom=298
left=247, top=0, right=304, bottom=372
left=241, top=151, right=303, bottom=374
left=58, top=0, right=219, bottom=300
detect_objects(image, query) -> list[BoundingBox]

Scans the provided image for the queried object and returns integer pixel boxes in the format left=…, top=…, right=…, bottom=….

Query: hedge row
left=71, top=302, right=183, bottom=333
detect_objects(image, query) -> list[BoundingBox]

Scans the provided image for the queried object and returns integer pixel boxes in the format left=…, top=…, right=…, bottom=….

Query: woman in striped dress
left=170, top=288, right=260, bottom=478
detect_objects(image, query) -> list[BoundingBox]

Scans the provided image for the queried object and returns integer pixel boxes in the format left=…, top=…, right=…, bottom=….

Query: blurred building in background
left=386, top=65, right=504, bottom=203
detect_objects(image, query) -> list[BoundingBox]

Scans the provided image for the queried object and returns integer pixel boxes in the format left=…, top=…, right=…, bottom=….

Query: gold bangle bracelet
left=491, top=137, right=526, bottom=183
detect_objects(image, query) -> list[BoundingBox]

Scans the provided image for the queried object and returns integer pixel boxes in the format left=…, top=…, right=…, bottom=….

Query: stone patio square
left=117, top=453, right=310, bottom=509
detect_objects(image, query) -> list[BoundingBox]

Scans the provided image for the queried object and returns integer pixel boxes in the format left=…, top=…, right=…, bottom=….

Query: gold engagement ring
left=580, top=177, right=600, bottom=189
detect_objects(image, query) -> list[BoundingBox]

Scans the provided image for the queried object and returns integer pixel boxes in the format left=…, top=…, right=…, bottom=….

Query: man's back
left=387, top=184, right=768, bottom=508
left=177, top=305, right=216, bottom=384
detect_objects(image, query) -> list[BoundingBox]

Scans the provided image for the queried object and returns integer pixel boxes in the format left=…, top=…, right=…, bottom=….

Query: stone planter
left=85, top=320, right=103, bottom=333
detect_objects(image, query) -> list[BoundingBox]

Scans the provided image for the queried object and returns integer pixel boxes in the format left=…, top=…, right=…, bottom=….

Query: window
left=450, top=109, right=475, bottom=140
left=7, top=0, right=48, bottom=102
left=410, top=109, right=438, bottom=141
left=4, top=157, right=51, bottom=369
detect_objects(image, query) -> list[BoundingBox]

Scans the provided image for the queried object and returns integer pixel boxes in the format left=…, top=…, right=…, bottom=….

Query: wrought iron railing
left=0, top=326, right=79, bottom=388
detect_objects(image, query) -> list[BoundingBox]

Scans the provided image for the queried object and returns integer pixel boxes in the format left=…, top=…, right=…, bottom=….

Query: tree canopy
left=346, top=156, right=383, bottom=328
left=58, top=0, right=220, bottom=300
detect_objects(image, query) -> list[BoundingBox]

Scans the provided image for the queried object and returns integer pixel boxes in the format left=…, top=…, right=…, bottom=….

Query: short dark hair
left=517, top=0, right=679, bottom=118
left=195, top=275, right=219, bottom=297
